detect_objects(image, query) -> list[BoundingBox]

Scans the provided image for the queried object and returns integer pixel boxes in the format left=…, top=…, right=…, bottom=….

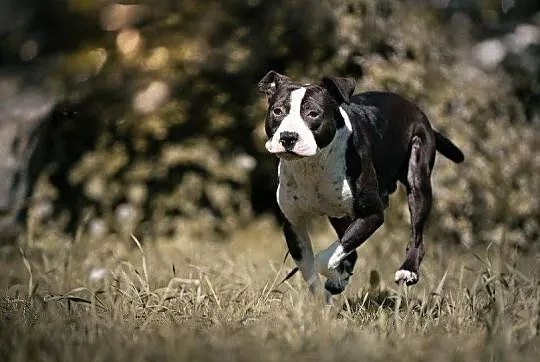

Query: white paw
left=327, top=244, right=347, bottom=270
left=315, top=241, right=340, bottom=276
left=394, top=269, right=418, bottom=285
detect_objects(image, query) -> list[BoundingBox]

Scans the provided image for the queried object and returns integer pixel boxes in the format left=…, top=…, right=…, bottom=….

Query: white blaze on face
left=265, top=87, right=318, bottom=157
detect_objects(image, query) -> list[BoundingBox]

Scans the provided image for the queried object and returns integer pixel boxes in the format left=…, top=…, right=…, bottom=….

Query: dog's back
left=348, top=91, right=463, bottom=198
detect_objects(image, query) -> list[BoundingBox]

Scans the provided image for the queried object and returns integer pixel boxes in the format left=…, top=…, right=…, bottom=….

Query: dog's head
left=258, top=70, right=356, bottom=160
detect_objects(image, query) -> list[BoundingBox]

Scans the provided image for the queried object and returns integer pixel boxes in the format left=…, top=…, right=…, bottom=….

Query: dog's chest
left=277, top=134, right=354, bottom=219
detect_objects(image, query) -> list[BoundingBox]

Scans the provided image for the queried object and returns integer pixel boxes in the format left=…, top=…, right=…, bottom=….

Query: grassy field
left=1, top=215, right=539, bottom=362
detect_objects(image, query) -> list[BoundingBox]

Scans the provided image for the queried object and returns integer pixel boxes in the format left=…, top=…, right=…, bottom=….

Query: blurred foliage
left=0, top=0, right=538, bottom=247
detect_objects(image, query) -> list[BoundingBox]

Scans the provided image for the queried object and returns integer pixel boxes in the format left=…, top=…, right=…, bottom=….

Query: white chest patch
left=277, top=108, right=354, bottom=222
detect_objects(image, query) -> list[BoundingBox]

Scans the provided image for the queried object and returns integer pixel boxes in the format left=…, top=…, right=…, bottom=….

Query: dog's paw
left=327, top=244, right=347, bottom=270
left=324, top=259, right=354, bottom=296
left=324, top=275, right=351, bottom=295
left=394, top=269, right=419, bottom=285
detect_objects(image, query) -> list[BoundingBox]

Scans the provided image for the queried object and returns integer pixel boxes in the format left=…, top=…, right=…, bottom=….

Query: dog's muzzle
left=279, top=131, right=299, bottom=151
left=265, top=132, right=317, bottom=158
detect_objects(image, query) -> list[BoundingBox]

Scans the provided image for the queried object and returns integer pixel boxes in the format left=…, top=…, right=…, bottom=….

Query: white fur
left=315, top=241, right=350, bottom=281
left=327, top=243, right=349, bottom=270
left=339, top=106, right=353, bottom=130
left=277, top=107, right=354, bottom=223
left=277, top=106, right=355, bottom=294
left=394, top=270, right=418, bottom=284
left=287, top=219, right=321, bottom=295
left=265, top=87, right=318, bottom=157
left=315, top=241, right=341, bottom=277
left=276, top=104, right=360, bottom=298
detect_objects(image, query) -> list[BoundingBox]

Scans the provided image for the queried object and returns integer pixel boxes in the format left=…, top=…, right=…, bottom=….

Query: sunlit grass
left=1, top=216, right=539, bottom=361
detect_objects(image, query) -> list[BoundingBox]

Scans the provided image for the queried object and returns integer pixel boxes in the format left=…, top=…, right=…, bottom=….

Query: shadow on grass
left=340, top=269, right=426, bottom=315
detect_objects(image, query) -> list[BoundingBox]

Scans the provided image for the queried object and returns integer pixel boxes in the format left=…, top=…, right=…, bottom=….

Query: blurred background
left=0, top=0, right=538, bottom=249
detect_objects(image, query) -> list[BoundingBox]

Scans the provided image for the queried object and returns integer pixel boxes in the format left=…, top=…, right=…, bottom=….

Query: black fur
left=259, top=71, right=465, bottom=290
left=283, top=219, right=303, bottom=261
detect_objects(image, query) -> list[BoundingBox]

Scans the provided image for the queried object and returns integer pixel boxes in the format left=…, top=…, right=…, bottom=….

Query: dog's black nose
left=279, top=131, right=299, bottom=151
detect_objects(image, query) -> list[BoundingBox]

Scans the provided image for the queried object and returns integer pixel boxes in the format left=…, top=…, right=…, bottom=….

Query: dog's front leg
left=327, top=212, right=383, bottom=269
left=328, top=162, right=385, bottom=270
left=282, top=217, right=325, bottom=296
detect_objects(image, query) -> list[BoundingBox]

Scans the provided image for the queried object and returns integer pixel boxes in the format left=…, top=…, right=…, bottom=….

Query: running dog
left=258, top=70, right=464, bottom=297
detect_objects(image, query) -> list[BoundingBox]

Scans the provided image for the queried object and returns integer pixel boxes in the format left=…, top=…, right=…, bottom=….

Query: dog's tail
left=434, top=131, right=464, bottom=163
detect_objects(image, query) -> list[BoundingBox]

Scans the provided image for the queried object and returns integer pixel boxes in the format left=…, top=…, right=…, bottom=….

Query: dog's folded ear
left=321, top=76, right=356, bottom=104
left=258, top=70, right=289, bottom=99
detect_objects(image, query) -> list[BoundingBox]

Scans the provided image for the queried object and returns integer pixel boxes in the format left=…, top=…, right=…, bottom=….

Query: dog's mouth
left=275, top=151, right=306, bottom=160
left=265, top=139, right=315, bottom=160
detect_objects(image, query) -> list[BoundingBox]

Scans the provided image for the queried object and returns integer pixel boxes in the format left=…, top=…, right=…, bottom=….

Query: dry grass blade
left=434, top=270, right=449, bottom=297
left=279, top=267, right=299, bottom=286
left=130, top=234, right=149, bottom=291
left=19, top=247, right=33, bottom=298
left=204, top=275, right=222, bottom=310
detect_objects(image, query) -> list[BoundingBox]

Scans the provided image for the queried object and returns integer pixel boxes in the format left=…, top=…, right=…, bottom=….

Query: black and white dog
left=258, top=70, right=464, bottom=298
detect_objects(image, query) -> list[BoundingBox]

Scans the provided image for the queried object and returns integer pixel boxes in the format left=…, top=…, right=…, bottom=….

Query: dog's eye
left=272, top=107, right=284, bottom=117
left=306, top=111, right=320, bottom=118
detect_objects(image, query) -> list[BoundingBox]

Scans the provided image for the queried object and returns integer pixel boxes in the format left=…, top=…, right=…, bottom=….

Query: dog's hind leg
left=395, top=134, right=435, bottom=285
left=283, top=218, right=324, bottom=296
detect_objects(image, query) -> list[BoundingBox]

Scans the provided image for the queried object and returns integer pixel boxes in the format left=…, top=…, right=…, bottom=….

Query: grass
left=1, top=215, right=539, bottom=362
